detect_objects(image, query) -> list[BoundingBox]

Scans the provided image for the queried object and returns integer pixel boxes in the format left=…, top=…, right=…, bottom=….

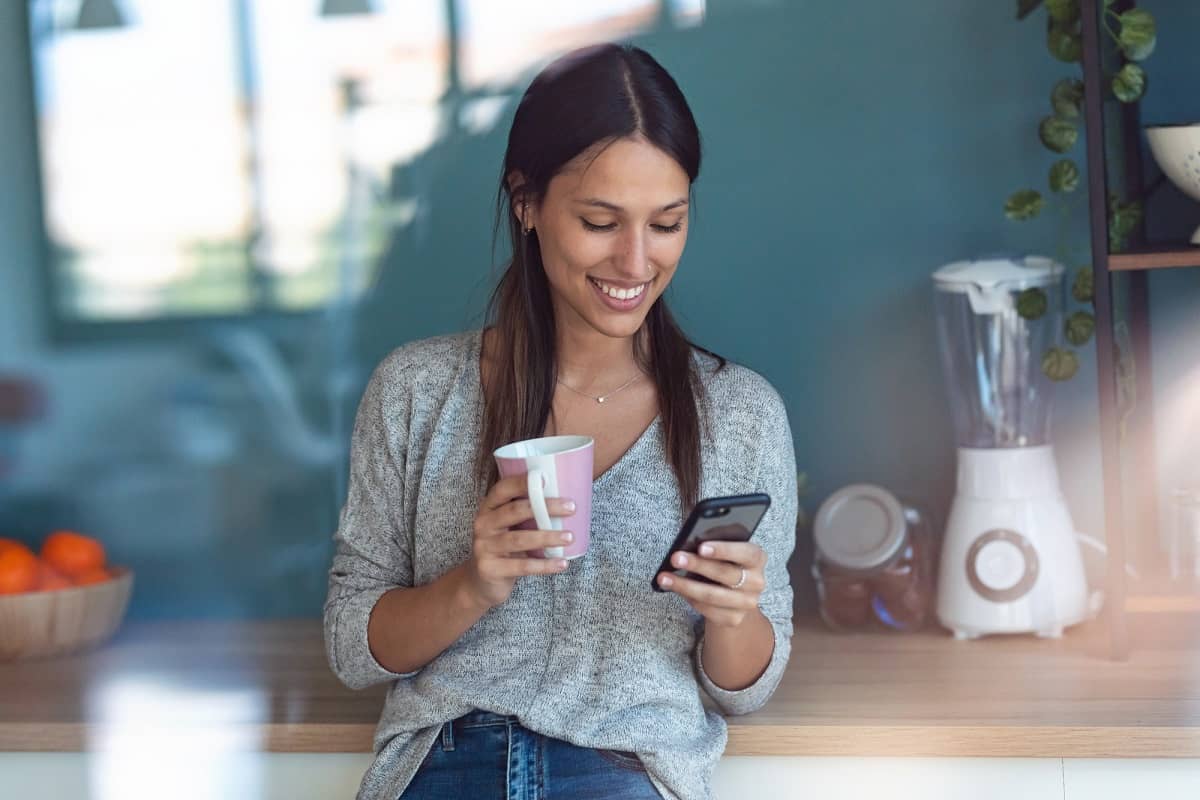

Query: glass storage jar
left=811, top=484, right=936, bottom=631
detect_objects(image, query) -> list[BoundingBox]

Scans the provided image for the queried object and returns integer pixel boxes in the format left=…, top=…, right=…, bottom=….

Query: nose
left=613, top=227, right=651, bottom=279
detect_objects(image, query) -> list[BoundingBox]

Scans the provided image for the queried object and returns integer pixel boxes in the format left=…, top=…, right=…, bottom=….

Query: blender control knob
left=966, top=529, right=1039, bottom=603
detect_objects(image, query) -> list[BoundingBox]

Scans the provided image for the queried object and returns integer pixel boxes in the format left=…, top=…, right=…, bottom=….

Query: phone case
left=651, top=493, right=771, bottom=593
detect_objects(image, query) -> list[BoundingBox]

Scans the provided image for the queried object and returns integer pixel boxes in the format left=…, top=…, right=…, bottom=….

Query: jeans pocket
left=596, top=748, right=647, bottom=772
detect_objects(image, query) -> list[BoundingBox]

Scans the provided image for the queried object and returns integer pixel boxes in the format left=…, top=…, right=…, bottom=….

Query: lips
left=588, top=277, right=650, bottom=312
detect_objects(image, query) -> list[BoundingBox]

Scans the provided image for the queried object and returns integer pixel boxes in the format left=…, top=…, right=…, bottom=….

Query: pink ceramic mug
left=493, top=435, right=594, bottom=559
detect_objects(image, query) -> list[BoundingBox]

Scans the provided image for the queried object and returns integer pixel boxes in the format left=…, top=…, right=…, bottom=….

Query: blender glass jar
left=932, top=256, right=1065, bottom=448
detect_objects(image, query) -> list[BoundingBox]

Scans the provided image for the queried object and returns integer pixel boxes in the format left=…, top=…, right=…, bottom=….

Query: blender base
left=950, top=625, right=1064, bottom=641
left=937, top=446, right=1090, bottom=639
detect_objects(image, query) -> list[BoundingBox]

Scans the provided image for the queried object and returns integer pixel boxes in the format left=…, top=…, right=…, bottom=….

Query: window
left=27, top=0, right=703, bottom=336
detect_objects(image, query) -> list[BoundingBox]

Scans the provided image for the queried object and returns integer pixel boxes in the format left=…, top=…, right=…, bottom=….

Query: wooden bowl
left=0, top=567, right=134, bottom=661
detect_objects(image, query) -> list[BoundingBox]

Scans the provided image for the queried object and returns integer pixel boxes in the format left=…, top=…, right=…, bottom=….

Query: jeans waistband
left=454, top=708, right=519, bottom=729
left=435, top=709, right=519, bottom=751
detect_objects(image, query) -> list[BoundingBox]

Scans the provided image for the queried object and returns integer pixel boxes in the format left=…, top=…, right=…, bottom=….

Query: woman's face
left=523, top=136, right=691, bottom=342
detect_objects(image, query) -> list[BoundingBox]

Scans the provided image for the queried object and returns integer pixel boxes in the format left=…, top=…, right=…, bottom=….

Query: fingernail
left=562, top=500, right=576, bottom=512
left=561, top=531, right=574, bottom=543
left=556, top=560, right=569, bottom=569
left=674, top=553, right=688, bottom=567
left=660, top=574, right=674, bottom=587
left=699, top=544, right=714, bottom=557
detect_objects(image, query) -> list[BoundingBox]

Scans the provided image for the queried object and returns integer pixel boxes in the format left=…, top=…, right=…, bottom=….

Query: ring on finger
left=729, top=568, right=747, bottom=590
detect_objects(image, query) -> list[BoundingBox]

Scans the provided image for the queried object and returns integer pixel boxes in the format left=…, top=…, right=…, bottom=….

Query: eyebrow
left=577, top=197, right=689, bottom=213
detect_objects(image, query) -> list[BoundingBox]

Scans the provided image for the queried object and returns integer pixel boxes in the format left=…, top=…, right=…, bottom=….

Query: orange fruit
left=40, top=530, right=106, bottom=579
left=72, top=567, right=112, bottom=587
left=0, top=538, right=33, bottom=556
left=0, top=546, right=39, bottom=594
left=34, top=561, right=72, bottom=592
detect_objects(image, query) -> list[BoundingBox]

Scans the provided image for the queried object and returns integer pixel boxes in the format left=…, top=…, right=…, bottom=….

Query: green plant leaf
left=1049, top=159, right=1080, bottom=192
left=1006, top=190, right=1044, bottom=220
left=1051, top=78, right=1085, bottom=118
left=1108, top=198, right=1143, bottom=252
left=1017, top=0, right=1045, bottom=20
left=1065, top=311, right=1095, bottom=346
left=1118, top=8, right=1157, bottom=61
left=1047, top=21, right=1082, bottom=62
left=1039, top=116, right=1078, bottom=152
left=1072, top=267, right=1093, bottom=303
left=1111, top=199, right=1143, bottom=236
left=1110, top=228, right=1125, bottom=254
left=1123, top=199, right=1143, bottom=232
left=1018, top=288, right=1049, bottom=320
left=1112, top=63, right=1147, bottom=103
left=1042, top=347, right=1080, bottom=381
left=1046, top=0, right=1079, bottom=24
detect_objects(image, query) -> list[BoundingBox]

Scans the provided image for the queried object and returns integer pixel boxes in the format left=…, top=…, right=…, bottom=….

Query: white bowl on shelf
left=1145, top=123, right=1200, bottom=244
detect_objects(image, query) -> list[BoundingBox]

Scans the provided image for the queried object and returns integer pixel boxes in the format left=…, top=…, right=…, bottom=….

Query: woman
left=324, top=43, right=796, bottom=800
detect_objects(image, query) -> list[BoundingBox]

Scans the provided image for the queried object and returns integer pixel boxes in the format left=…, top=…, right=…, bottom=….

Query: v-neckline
left=469, top=328, right=661, bottom=485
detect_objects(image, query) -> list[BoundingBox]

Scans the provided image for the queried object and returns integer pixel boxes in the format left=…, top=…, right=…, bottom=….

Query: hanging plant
left=1005, top=0, right=1155, bottom=382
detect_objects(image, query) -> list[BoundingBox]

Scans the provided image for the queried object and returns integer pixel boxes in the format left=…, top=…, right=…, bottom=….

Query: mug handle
left=527, top=467, right=564, bottom=559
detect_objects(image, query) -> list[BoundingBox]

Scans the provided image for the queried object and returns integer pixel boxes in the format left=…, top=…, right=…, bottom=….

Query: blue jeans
left=399, top=709, right=663, bottom=799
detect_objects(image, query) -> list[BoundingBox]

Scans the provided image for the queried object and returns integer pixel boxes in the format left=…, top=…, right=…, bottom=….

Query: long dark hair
left=476, top=43, right=726, bottom=516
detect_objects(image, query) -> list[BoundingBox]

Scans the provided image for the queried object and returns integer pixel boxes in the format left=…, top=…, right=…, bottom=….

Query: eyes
left=581, top=218, right=684, bottom=234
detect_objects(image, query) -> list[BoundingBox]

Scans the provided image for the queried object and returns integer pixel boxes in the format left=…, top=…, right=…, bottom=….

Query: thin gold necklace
left=556, top=373, right=641, bottom=404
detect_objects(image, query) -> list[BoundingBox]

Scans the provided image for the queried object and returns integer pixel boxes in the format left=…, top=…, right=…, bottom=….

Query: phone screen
left=652, top=494, right=770, bottom=592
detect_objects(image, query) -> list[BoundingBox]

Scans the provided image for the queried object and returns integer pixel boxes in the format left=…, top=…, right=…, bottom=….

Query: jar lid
left=813, top=484, right=908, bottom=571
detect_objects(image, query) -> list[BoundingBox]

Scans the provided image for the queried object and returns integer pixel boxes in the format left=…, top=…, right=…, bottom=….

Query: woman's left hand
left=655, top=541, right=767, bottom=629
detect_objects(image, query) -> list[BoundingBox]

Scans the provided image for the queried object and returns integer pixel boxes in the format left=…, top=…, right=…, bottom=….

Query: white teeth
left=592, top=279, right=647, bottom=301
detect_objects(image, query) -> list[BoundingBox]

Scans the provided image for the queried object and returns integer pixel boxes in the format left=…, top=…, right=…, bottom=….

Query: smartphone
left=651, top=493, right=771, bottom=593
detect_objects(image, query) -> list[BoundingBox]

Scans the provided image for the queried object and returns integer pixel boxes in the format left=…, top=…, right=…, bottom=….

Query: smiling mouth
left=588, top=277, right=650, bottom=300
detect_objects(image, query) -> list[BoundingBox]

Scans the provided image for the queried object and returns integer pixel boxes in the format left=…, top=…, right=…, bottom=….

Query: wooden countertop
left=1, top=615, right=1198, bottom=757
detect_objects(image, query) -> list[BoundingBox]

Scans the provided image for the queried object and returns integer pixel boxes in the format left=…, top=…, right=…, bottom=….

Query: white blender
left=933, top=256, right=1095, bottom=639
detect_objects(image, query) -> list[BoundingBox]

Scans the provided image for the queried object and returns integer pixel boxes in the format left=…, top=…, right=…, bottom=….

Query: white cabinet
left=1063, top=759, right=1200, bottom=800
left=4, top=753, right=1198, bottom=799
left=714, top=757, right=1063, bottom=800
left=0, top=753, right=373, bottom=799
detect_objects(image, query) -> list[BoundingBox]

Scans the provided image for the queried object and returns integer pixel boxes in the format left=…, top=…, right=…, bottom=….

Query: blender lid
left=813, top=484, right=907, bottom=571
left=933, top=256, right=1063, bottom=315
left=933, top=256, right=1064, bottom=290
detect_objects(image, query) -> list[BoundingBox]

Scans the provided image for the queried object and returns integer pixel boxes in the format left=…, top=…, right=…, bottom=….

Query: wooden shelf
left=1124, top=581, right=1200, bottom=613
left=1126, top=594, right=1200, bottom=614
left=1109, top=246, right=1200, bottom=272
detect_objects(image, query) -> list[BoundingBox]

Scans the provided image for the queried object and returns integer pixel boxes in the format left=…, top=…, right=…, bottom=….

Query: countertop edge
left=5, top=723, right=1200, bottom=758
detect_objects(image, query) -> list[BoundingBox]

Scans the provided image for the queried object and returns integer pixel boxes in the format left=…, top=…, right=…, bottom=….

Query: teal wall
left=2, top=1, right=1198, bottom=618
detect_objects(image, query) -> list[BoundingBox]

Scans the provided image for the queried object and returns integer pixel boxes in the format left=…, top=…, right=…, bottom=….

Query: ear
left=507, top=170, right=534, bottom=231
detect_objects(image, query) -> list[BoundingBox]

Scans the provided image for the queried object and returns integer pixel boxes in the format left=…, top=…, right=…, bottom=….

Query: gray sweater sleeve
left=693, top=385, right=797, bottom=715
left=324, top=354, right=420, bottom=690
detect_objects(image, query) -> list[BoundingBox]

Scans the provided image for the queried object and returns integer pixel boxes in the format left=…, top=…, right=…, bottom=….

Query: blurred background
left=1, top=0, right=1198, bottom=620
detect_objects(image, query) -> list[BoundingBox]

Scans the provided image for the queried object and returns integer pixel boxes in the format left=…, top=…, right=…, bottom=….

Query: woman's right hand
left=463, top=473, right=576, bottom=609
